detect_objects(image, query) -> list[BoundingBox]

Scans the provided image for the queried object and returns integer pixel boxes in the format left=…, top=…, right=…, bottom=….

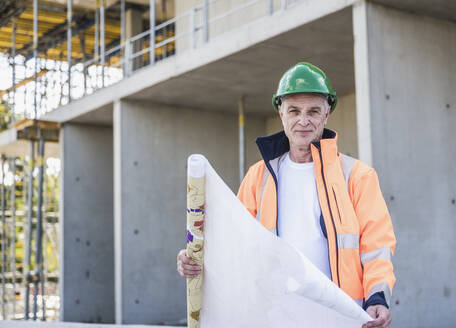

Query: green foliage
left=0, top=101, right=13, bottom=131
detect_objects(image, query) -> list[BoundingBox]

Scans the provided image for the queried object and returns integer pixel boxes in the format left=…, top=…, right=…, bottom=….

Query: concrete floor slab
left=0, top=128, right=59, bottom=158
left=372, top=0, right=456, bottom=23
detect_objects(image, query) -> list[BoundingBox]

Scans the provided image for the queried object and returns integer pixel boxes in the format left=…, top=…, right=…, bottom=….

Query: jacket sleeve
left=350, top=163, right=396, bottom=308
left=237, top=162, right=264, bottom=219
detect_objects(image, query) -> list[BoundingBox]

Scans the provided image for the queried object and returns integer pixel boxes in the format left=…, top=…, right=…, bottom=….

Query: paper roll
left=186, top=154, right=206, bottom=328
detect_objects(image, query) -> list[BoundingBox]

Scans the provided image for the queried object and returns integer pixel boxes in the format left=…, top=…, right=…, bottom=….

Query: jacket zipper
left=332, top=186, right=343, bottom=225
left=265, top=161, right=279, bottom=236
left=319, top=148, right=341, bottom=287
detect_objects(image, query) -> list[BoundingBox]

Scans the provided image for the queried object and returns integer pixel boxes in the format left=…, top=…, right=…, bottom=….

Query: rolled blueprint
left=186, top=154, right=206, bottom=328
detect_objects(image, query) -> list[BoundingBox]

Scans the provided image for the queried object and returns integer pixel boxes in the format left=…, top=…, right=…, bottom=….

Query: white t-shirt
left=277, top=152, right=331, bottom=279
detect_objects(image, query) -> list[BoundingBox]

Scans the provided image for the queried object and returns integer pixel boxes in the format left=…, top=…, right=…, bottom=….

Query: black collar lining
left=256, top=128, right=336, bottom=163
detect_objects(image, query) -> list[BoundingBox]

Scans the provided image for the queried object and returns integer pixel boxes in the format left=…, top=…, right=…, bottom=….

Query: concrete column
left=113, top=99, right=264, bottom=324
left=353, top=2, right=456, bottom=327
left=60, top=124, right=114, bottom=323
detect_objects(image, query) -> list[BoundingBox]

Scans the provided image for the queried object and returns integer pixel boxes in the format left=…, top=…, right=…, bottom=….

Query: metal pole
left=269, top=0, right=274, bottom=15
left=25, top=141, right=35, bottom=320
left=238, top=96, right=245, bottom=183
left=67, top=0, right=72, bottom=102
left=40, top=172, right=46, bottom=321
left=1, top=156, right=6, bottom=319
left=94, top=2, right=99, bottom=59
left=11, top=20, right=16, bottom=123
left=149, top=0, right=155, bottom=65
left=121, top=0, right=126, bottom=74
left=10, top=159, right=16, bottom=319
left=204, top=0, right=209, bottom=42
left=100, top=1, right=105, bottom=87
left=33, top=0, right=38, bottom=119
left=79, top=35, right=87, bottom=96
left=33, top=131, right=44, bottom=321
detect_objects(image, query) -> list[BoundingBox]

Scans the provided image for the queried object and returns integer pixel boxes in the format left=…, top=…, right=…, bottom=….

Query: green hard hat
left=272, top=62, right=337, bottom=113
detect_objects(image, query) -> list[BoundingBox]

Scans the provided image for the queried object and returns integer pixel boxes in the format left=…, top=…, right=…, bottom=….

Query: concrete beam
left=0, top=128, right=59, bottom=158
left=60, top=124, right=114, bottom=323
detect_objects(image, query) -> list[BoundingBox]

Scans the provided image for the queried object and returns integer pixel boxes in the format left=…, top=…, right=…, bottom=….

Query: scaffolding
left=0, top=119, right=59, bottom=321
left=0, top=0, right=176, bottom=120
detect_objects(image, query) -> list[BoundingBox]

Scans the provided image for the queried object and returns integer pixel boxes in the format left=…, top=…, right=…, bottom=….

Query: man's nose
left=297, top=113, right=310, bottom=125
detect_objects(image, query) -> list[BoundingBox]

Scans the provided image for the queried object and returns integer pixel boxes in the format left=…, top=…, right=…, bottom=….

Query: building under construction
left=0, top=0, right=454, bottom=327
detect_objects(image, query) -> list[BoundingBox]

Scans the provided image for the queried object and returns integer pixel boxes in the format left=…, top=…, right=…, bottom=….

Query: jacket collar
left=256, top=128, right=338, bottom=163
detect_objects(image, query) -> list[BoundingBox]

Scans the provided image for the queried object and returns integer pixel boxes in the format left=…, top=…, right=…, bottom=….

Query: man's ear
left=324, top=105, right=330, bottom=124
left=278, top=105, right=284, bottom=119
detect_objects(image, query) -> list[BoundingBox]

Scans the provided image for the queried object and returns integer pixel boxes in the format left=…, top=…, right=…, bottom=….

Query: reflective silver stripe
left=353, top=298, right=363, bottom=307
left=255, top=169, right=270, bottom=221
left=340, top=154, right=356, bottom=190
left=361, top=247, right=392, bottom=264
left=268, top=227, right=277, bottom=234
left=337, top=233, right=359, bottom=249
left=368, top=281, right=391, bottom=307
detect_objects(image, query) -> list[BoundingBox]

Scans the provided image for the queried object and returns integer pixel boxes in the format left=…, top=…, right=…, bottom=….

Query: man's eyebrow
left=287, top=105, right=299, bottom=110
left=309, top=106, right=322, bottom=111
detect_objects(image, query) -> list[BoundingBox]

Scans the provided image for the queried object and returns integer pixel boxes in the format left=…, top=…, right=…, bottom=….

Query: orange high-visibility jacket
left=237, top=129, right=396, bottom=308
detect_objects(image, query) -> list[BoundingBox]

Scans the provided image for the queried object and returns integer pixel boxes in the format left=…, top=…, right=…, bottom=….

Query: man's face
left=278, top=93, right=329, bottom=149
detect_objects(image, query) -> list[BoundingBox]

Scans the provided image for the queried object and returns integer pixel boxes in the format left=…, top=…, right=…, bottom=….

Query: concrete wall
left=356, top=3, right=456, bottom=327
left=113, top=100, right=265, bottom=324
left=60, top=124, right=114, bottom=323
left=265, top=92, right=358, bottom=157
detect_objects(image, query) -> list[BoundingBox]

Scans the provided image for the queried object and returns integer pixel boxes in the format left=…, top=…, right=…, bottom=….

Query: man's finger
left=180, top=257, right=197, bottom=265
left=177, top=263, right=201, bottom=277
left=365, top=316, right=386, bottom=327
left=181, top=263, right=202, bottom=271
left=366, top=307, right=376, bottom=319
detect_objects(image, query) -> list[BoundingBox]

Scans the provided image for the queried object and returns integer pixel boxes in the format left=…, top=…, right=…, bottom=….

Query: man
left=177, top=62, right=396, bottom=328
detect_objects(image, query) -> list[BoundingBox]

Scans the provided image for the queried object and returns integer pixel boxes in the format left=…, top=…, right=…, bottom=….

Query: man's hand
left=362, top=305, right=391, bottom=328
left=177, top=249, right=202, bottom=278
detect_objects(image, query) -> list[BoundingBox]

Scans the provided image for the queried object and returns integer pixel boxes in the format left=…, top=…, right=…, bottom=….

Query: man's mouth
left=295, top=130, right=312, bottom=135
